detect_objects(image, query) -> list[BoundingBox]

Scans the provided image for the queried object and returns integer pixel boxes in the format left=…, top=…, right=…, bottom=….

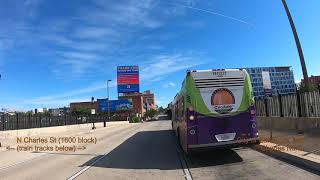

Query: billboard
left=117, top=66, right=139, bottom=93
left=98, top=99, right=133, bottom=113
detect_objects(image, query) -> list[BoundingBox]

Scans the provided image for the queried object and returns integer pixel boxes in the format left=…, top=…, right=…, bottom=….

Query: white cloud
left=50, top=51, right=103, bottom=78
left=163, top=82, right=176, bottom=88
left=0, top=1, right=214, bottom=110
left=154, top=94, right=172, bottom=108
left=60, top=51, right=99, bottom=60
left=142, top=17, right=164, bottom=28
left=73, top=27, right=117, bottom=39
left=45, top=34, right=110, bottom=52
left=0, top=0, right=209, bottom=80
left=140, top=53, right=206, bottom=82
left=23, top=80, right=117, bottom=107
left=86, top=0, right=162, bottom=28
left=20, top=52, right=206, bottom=109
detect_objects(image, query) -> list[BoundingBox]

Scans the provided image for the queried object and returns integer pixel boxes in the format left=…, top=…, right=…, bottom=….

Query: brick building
left=302, top=75, right=320, bottom=85
left=70, top=101, right=98, bottom=112
left=70, top=90, right=155, bottom=116
left=119, top=93, right=145, bottom=115
left=49, top=107, right=70, bottom=116
left=142, top=90, right=156, bottom=110
left=119, top=90, right=156, bottom=116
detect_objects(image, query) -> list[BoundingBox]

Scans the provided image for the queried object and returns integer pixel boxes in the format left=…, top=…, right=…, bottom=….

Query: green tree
left=72, top=107, right=91, bottom=116
left=144, top=109, right=159, bottom=119
left=129, top=116, right=140, bottom=123
left=158, top=106, right=164, bottom=113
left=26, top=111, right=33, bottom=116
left=299, top=82, right=319, bottom=93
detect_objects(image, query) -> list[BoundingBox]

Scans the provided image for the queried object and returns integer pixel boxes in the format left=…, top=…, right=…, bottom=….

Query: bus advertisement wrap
left=117, top=66, right=139, bottom=93
left=98, top=99, right=133, bottom=112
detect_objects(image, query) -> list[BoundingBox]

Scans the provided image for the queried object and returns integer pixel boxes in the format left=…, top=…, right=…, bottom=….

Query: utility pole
left=281, top=0, right=309, bottom=89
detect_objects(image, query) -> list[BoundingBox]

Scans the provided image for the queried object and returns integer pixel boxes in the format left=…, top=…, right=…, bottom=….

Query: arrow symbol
left=6, top=146, right=15, bottom=151
left=76, top=146, right=86, bottom=151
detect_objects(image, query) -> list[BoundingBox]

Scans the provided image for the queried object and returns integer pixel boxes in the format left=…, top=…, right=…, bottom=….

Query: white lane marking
left=66, top=124, right=146, bottom=180
left=66, top=152, right=108, bottom=180
left=176, top=146, right=193, bottom=180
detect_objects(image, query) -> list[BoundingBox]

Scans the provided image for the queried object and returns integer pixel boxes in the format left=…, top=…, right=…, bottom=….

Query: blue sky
left=0, top=0, right=319, bottom=111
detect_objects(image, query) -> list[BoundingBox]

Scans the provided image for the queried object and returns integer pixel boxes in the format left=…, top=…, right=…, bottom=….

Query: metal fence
left=0, top=114, right=128, bottom=131
left=255, top=90, right=320, bottom=118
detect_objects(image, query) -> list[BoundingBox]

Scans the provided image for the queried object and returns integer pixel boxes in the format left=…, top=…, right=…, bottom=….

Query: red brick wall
left=119, top=95, right=145, bottom=115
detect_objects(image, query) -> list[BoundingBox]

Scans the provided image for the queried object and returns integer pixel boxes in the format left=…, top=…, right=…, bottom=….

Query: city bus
left=170, top=69, right=259, bottom=153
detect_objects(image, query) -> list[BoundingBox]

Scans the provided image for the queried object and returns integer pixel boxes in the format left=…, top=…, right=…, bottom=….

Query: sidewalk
left=258, top=128, right=320, bottom=155
left=0, top=121, right=129, bottom=152
left=254, top=128, right=320, bottom=172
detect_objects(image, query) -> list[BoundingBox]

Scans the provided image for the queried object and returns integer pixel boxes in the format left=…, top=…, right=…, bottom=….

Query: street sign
left=117, top=66, right=139, bottom=93
left=262, top=71, right=272, bottom=97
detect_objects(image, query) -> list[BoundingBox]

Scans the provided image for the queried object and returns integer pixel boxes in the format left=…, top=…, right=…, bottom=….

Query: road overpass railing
left=0, top=114, right=128, bottom=131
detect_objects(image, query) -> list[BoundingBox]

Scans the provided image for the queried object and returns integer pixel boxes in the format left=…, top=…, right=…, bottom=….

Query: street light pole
left=91, top=96, right=96, bottom=129
left=281, top=0, right=309, bottom=89
left=105, top=80, right=112, bottom=127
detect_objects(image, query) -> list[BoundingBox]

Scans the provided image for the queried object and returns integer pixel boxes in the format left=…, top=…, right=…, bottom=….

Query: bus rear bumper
left=188, top=138, right=260, bottom=150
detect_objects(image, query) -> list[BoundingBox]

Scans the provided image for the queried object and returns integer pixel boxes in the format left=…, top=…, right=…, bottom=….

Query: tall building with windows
left=245, top=66, right=296, bottom=98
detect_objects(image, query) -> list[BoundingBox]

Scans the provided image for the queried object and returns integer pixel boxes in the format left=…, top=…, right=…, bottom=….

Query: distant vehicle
left=170, top=69, right=259, bottom=154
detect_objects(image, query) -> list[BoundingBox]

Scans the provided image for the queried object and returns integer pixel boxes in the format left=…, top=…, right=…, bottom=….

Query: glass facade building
left=245, top=67, right=296, bottom=98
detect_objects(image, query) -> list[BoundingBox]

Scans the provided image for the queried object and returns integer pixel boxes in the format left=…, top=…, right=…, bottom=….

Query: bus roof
left=187, top=68, right=245, bottom=73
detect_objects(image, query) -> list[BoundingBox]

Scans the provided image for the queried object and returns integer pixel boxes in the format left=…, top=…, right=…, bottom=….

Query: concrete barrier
left=0, top=121, right=129, bottom=138
left=257, top=117, right=320, bottom=132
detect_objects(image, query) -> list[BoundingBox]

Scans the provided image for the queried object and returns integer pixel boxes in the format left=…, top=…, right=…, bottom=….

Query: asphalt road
left=0, top=118, right=319, bottom=180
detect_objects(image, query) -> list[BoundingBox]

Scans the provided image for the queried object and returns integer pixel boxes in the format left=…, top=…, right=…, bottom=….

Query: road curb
left=252, top=143, right=320, bottom=173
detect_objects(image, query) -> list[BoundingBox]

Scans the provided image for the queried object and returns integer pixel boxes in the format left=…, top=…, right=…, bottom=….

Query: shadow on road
left=157, top=115, right=169, bottom=120
left=146, top=115, right=170, bottom=122
left=80, top=129, right=243, bottom=170
left=186, top=149, right=243, bottom=168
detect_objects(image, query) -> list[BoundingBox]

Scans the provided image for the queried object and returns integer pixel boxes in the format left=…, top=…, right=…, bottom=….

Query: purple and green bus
left=170, top=69, right=259, bottom=153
